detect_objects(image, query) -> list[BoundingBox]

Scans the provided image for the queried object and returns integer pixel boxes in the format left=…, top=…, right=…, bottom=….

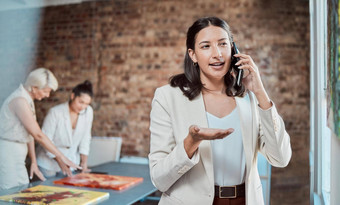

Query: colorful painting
left=0, top=185, right=109, bottom=205
left=54, top=173, right=144, bottom=191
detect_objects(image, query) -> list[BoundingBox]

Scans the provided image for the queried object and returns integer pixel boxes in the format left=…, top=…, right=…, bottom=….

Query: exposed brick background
left=0, top=0, right=310, bottom=204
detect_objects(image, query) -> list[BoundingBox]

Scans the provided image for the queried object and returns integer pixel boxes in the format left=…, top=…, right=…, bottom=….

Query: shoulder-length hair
left=170, top=16, right=246, bottom=100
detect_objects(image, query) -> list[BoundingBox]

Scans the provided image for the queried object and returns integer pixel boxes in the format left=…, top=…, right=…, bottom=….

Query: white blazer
left=148, top=85, right=292, bottom=205
left=37, top=102, right=93, bottom=171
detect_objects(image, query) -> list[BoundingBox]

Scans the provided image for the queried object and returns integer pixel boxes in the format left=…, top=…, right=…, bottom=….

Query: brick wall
left=3, top=0, right=309, bottom=204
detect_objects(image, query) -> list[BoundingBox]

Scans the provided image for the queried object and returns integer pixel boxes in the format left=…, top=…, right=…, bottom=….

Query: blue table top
left=0, top=162, right=157, bottom=205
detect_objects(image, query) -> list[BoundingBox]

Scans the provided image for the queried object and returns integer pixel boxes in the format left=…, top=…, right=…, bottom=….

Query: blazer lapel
left=235, top=93, right=254, bottom=176
left=189, top=93, right=214, bottom=186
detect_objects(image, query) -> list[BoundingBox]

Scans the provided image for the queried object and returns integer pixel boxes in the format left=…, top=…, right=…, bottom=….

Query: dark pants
left=213, top=196, right=246, bottom=205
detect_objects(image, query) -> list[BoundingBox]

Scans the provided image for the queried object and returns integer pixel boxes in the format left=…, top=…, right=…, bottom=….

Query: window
left=309, top=0, right=331, bottom=204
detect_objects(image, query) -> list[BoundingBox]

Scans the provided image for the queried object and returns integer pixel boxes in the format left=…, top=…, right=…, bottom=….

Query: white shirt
left=37, top=102, right=93, bottom=171
left=207, top=108, right=246, bottom=186
left=0, top=84, right=34, bottom=143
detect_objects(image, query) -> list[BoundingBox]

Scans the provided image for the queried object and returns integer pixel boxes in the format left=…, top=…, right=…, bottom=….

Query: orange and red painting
left=54, top=173, right=144, bottom=191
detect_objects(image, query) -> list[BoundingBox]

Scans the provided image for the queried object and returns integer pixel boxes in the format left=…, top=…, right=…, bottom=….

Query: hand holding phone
left=232, top=42, right=243, bottom=87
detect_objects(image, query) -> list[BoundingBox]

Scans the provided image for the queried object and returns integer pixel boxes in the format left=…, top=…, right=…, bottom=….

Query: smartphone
left=231, top=42, right=243, bottom=87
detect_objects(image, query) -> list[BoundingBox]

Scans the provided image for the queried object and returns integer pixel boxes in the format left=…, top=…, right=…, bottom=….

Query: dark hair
left=170, top=16, right=246, bottom=100
left=72, top=80, right=93, bottom=98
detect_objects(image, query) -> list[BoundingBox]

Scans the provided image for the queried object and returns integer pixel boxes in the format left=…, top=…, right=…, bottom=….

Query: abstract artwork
left=54, top=173, right=144, bottom=191
left=0, top=185, right=109, bottom=205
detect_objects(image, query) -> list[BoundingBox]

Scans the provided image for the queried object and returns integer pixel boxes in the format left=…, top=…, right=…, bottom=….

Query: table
left=0, top=162, right=158, bottom=205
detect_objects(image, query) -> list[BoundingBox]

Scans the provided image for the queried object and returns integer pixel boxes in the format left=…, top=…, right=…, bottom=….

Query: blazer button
left=182, top=165, right=190, bottom=171
left=178, top=165, right=190, bottom=174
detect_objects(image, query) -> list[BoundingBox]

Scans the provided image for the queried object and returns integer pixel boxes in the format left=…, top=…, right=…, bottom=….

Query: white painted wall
left=0, top=0, right=99, bottom=11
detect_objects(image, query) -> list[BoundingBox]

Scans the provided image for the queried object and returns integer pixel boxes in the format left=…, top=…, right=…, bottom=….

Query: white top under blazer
left=207, top=108, right=246, bottom=186
left=37, top=102, right=93, bottom=171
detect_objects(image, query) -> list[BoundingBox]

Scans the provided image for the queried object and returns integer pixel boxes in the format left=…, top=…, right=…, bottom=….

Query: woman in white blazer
left=36, top=80, right=94, bottom=177
left=149, top=17, right=292, bottom=205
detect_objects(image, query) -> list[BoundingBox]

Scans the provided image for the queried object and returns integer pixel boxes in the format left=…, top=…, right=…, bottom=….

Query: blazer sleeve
left=78, top=106, right=93, bottom=156
left=257, top=100, right=292, bottom=168
left=148, top=88, right=199, bottom=192
left=41, top=108, right=58, bottom=158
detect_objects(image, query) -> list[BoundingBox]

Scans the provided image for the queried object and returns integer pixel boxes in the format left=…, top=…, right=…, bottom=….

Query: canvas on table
left=0, top=185, right=109, bottom=205
left=54, top=173, right=144, bottom=191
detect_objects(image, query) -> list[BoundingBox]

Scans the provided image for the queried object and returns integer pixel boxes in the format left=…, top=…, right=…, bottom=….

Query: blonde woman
left=0, top=68, right=81, bottom=190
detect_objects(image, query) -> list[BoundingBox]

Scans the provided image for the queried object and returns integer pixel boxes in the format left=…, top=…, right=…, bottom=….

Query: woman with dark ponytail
left=36, top=80, right=94, bottom=177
